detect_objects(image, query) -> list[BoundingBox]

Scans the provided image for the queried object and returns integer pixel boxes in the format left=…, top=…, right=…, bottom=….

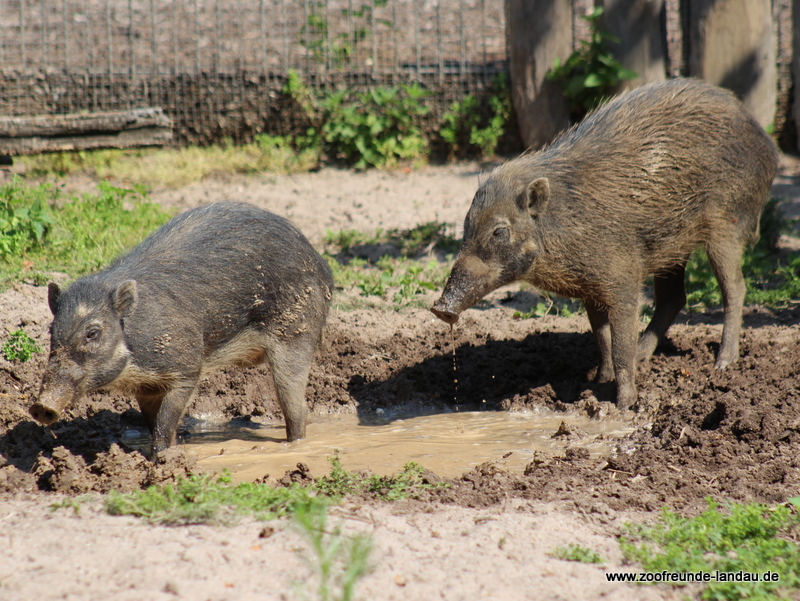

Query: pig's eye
left=85, top=328, right=101, bottom=342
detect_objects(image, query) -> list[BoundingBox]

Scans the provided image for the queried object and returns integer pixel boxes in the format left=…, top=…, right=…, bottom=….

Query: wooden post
left=603, top=0, right=667, bottom=90
left=505, top=0, right=572, bottom=149
left=688, top=0, right=777, bottom=128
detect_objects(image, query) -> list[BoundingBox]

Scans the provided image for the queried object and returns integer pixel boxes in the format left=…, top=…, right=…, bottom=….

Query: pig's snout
left=29, top=403, right=61, bottom=426
left=431, top=301, right=460, bottom=325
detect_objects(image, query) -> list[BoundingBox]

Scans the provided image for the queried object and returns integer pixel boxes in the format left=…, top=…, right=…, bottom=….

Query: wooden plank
left=0, top=108, right=173, bottom=155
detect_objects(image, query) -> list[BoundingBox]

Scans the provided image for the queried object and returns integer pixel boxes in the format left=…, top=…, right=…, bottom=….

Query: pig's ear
left=112, top=280, right=138, bottom=318
left=47, top=283, right=61, bottom=315
left=526, top=177, right=550, bottom=219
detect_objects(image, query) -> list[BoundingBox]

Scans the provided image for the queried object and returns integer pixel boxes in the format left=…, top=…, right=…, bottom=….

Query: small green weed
left=620, top=497, right=800, bottom=600
left=387, top=221, right=460, bottom=257
left=49, top=495, right=94, bottom=516
left=314, top=453, right=445, bottom=501
left=550, top=544, right=605, bottom=564
left=105, top=472, right=322, bottom=526
left=547, top=7, right=637, bottom=119
left=323, top=229, right=380, bottom=254
left=1, top=329, right=42, bottom=362
left=293, top=500, right=373, bottom=601
left=440, top=73, right=511, bottom=159
left=324, top=223, right=456, bottom=309
left=325, top=222, right=459, bottom=258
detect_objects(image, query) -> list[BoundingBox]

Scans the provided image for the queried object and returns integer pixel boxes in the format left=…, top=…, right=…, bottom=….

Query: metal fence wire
left=0, top=0, right=508, bottom=145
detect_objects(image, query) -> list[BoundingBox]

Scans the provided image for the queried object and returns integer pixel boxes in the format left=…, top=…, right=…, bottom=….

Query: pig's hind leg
left=705, top=234, right=748, bottom=369
left=265, top=335, right=317, bottom=442
left=637, top=265, right=687, bottom=361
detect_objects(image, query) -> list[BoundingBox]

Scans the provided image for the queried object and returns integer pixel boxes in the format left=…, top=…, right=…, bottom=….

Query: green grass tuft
left=620, top=497, right=800, bottom=600
left=0, top=178, right=172, bottom=287
left=105, top=472, right=323, bottom=526
left=314, top=453, right=446, bottom=501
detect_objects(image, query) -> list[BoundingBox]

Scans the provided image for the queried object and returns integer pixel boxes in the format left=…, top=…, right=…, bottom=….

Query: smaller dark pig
left=431, top=78, right=778, bottom=410
left=31, top=202, right=333, bottom=459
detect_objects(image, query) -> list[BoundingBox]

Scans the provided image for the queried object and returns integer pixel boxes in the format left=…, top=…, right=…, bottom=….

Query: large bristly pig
left=431, top=78, right=779, bottom=410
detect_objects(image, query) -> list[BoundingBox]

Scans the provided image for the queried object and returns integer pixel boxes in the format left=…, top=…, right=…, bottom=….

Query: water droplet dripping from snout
left=450, top=323, right=459, bottom=406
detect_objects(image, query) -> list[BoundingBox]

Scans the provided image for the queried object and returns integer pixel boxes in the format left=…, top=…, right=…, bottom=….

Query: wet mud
left=2, top=294, right=799, bottom=514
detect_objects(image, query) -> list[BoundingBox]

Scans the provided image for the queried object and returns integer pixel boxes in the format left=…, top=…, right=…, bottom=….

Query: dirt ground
left=2, top=157, right=800, bottom=600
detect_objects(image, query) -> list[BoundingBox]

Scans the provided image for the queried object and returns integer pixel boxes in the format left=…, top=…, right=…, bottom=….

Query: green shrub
left=440, top=74, right=511, bottom=159
left=319, top=84, right=430, bottom=169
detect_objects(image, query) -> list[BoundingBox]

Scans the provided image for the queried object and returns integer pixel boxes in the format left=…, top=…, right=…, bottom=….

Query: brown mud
left=2, top=287, right=799, bottom=514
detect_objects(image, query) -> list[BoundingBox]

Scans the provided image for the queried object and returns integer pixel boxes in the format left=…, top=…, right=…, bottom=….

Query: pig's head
left=432, top=170, right=550, bottom=324
left=30, top=279, right=138, bottom=426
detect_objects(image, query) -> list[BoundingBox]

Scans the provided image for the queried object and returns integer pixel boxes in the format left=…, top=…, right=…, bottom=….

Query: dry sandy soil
left=2, top=157, right=800, bottom=600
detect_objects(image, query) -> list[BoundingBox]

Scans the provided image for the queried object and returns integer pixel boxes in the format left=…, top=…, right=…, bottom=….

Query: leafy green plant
left=283, top=71, right=430, bottom=169
left=320, top=83, right=430, bottom=169
left=440, top=74, right=511, bottom=159
left=620, top=498, right=800, bottom=600
left=550, top=544, right=605, bottom=564
left=0, top=178, right=56, bottom=259
left=105, top=472, right=322, bottom=526
left=293, top=500, right=373, bottom=601
left=1, top=329, right=42, bottom=362
left=547, top=7, right=637, bottom=119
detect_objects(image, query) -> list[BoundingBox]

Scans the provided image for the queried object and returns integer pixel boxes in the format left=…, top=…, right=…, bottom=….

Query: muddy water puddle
left=167, top=410, right=634, bottom=482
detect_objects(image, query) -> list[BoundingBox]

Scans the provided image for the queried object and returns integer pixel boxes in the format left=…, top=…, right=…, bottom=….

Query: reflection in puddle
left=165, top=409, right=634, bottom=483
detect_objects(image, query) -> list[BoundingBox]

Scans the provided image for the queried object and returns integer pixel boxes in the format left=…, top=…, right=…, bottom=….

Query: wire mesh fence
left=0, top=0, right=508, bottom=145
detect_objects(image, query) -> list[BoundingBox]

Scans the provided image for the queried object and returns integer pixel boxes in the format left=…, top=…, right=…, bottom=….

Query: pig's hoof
left=615, top=388, right=637, bottom=412
left=714, top=355, right=737, bottom=370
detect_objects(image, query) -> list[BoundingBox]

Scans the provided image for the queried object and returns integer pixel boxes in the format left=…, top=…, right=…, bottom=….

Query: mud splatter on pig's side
left=31, top=201, right=333, bottom=459
left=432, top=78, right=779, bottom=410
